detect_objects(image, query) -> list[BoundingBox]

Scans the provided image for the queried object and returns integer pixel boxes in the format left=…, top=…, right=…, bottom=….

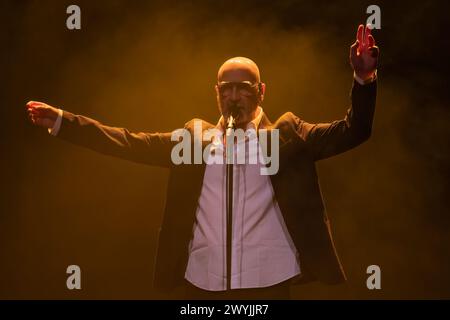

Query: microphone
left=226, top=104, right=239, bottom=131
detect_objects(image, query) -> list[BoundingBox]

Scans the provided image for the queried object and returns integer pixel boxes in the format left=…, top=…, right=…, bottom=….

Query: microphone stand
left=225, top=113, right=236, bottom=291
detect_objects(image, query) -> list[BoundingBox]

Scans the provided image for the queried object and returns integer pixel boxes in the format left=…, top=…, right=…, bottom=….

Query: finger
left=30, top=116, right=37, bottom=125
left=29, top=106, right=45, bottom=115
left=29, top=111, right=40, bottom=122
left=26, top=101, right=36, bottom=109
left=26, top=101, right=40, bottom=106
left=350, top=41, right=359, bottom=58
left=28, top=109, right=39, bottom=118
left=356, top=24, right=364, bottom=45
left=364, top=25, right=373, bottom=47
left=28, top=105, right=40, bottom=112
left=34, top=117, right=44, bottom=126
left=369, top=46, right=379, bottom=58
left=26, top=101, right=44, bottom=109
left=368, top=34, right=375, bottom=48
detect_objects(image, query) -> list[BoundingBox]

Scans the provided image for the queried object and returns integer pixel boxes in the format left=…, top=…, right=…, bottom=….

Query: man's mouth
left=229, top=105, right=243, bottom=116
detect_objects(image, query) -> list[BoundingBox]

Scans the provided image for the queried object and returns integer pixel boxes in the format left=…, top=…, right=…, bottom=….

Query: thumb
left=350, top=41, right=359, bottom=59
left=369, top=46, right=379, bottom=58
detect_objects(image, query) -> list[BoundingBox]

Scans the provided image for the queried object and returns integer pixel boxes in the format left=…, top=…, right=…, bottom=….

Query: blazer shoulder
left=273, top=111, right=301, bottom=132
left=272, top=111, right=316, bottom=143
left=183, top=118, right=215, bottom=133
left=268, top=111, right=302, bottom=143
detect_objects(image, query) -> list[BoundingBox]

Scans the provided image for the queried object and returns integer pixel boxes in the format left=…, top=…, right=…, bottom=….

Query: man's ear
left=215, top=84, right=219, bottom=96
left=258, top=82, right=266, bottom=103
left=215, top=84, right=222, bottom=114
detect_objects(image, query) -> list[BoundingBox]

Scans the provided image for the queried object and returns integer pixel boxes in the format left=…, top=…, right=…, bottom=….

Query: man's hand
left=26, top=101, right=59, bottom=129
left=350, top=24, right=379, bottom=82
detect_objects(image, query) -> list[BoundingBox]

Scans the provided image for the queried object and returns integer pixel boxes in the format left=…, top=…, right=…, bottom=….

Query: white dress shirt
left=184, top=107, right=301, bottom=291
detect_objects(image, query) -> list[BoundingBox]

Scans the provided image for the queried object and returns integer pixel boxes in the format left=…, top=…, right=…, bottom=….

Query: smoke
left=1, top=0, right=449, bottom=299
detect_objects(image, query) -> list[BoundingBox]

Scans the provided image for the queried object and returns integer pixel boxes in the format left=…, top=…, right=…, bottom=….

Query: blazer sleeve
left=296, top=80, right=377, bottom=161
left=56, top=110, right=174, bottom=167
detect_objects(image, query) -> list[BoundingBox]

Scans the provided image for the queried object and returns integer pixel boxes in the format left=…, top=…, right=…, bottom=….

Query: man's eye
left=239, top=87, right=254, bottom=95
left=218, top=83, right=255, bottom=97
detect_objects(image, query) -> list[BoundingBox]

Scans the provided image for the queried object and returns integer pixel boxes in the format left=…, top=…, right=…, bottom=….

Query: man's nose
left=230, top=85, right=240, bottom=101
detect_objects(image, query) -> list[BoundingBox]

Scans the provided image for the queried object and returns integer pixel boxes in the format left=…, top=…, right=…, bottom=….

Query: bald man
left=26, top=24, right=378, bottom=300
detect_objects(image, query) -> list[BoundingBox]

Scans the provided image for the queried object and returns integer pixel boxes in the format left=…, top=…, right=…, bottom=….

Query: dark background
left=1, top=0, right=449, bottom=299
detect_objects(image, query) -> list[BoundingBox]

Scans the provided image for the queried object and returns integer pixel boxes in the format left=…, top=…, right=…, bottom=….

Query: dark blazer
left=56, top=80, right=377, bottom=293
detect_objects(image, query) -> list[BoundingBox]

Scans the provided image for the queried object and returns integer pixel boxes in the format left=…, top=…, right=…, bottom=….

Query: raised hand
left=350, top=24, right=379, bottom=81
left=26, top=101, right=59, bottom=129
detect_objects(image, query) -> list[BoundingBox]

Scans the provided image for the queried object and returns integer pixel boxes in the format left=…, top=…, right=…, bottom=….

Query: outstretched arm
left=26, top=101, right=174, bottom=167
left=296, top=24, right=379, bottom=161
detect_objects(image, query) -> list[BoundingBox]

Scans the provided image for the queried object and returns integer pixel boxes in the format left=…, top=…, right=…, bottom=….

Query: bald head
left=217, top=57, right=261, bottom=83
left=215, top=57, right=266, bottom=129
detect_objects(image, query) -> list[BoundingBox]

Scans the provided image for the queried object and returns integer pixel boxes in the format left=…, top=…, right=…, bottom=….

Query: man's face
left=215, top=61, right=264, bottom=128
